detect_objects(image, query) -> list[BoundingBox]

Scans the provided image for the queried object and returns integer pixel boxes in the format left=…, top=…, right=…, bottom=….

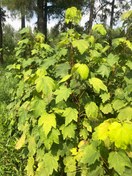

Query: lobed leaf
left=63, top=107, right=78, bottom=126
left=108, top=151, right=132, bottom=175
left=85, top=102, right=98, bottom=120
left=72, top=39, right=89, bottom=54
left=54, top=85, right=72, bottom=103
left=89, top=77, right=108, bottom=93
left=38, top=113, right=56, bottom=137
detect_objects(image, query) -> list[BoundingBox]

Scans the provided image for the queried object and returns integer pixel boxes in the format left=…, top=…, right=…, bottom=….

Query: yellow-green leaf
left=63, top=107, right=78, bottom=126
left=100, top=103, right=113, bottom=114
left=117, top=107, right=132, bottom=121
left=92, top=24, right=107, bottom=35
left=108, top=151, right=132, bottom=175
left=93, top=120, right=110, bottom=141
left=54, top=85, right=72, bottom=103
left=76, top=64, right=89, bottom=80
left=15, top=133, right=26, bottom=150
left=89, top=77, right=108, bottom=93
left=38, top=113, right=56, bottom=137
left=26, top=156, right=34, bottom=176
left=72, top=39, right=89, bottom=54
left=108, top=122, right=132, bottom=149
left=59, top=74, right=72, bottom=83
left=85, top=102, right=98, bottom=120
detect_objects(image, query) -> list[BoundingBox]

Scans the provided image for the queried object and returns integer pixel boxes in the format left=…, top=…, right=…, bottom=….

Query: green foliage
left=0, top=67, right=26, bottom=175
left=65, top=7, right=82, bottom=25
left=3, top=7, right=132, bottom=176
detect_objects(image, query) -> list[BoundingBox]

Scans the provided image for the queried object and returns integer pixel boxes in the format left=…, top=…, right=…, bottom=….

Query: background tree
left=36, top=0, right=48, bottom=41
left=2, top=0, right=34, bottom=29
left=0, top=7, right=5, bottom=64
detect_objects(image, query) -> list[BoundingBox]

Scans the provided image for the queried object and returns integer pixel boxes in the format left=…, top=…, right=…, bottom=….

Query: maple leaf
left=38, top=112, right=56, bottom=137
left=26, top=156, right=34, bottom=176
left=108, top=122, right=132, bottom=149
left=36, top=153, right=58, bottom=176
left=81, top=143, right=100, bottom=165
left=72, top=39, right=89, bottom=54
left=100, top=93, right=110, bottom=103
left=35, top=75, right=55, bottom=95
left=97, top=64, right=110, bottom=78
left=63, top=107, right=78, bottom=126
left=15, top=133, right=26, bottom=150
left=108, top=151, right=132, bottom=175
left=85, top=102, right=98, bottom=120
left=60, top=123, right=76, bottom=139
left=54, top=85, right=72, bottom=103
left=89, top=77, right=108, bottom=93
left=112, top=99, right=126, bottom=111
left=117, top=107, right=132, bottom=121
left=93, top=120, right=110, bottom=141
left=100, top=103, right=113, bottom=114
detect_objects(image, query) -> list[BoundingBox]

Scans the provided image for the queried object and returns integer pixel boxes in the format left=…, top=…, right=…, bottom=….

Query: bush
left=3, top=8, right=132, bottom=176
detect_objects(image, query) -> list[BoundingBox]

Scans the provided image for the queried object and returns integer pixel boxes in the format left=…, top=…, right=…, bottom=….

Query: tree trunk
left=110, top=0, right=115, bottom=29
left=44, top=0, right=47, bottom=42
left=87, top=0, right=95, bottom=34
left=21, top=14, right=26, bottom=29
left=37, top=0, right=47, bottom=42
left=0, top=8, right=3, bottom=64
left=109, top=0, right=115, bottom=45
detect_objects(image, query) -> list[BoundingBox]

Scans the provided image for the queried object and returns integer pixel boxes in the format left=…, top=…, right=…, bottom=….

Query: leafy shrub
left=0, top=67, right=26, bottom=175
left=5, top=7, right=132, bottom=176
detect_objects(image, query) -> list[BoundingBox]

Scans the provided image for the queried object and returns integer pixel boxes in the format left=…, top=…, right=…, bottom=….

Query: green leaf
left=126, top=60, right=132, bottom=69
left=100, top=93, right=110, bottom=103
left=83, top=119, right=92, bottom=132
left=112, top=38, right=132, bottom=50
left=108, top=151, right=132, bottom=175
left=49, top=128, right=60, bottom=144
left=38, top=112, right=56, bottom=137
left=81, top=144, right=100, bottom=165
left=121, top=10, right=132, bottom=20
left=72, top=39, right=89, bottom=54
left=80, top=128, right=89, bottom=140
left=117, top=107, right=132, bottom=121
left=97, top=64, right=110, bottom=78
left=30, top=97, right=46, bottom=117
left=90, top=49, right=101, bottom=58
left=26, top=156, right=34, bottom=176
left=15, top=133, right=26, bottom=150
left=59, top=74, right=72, bottom=83
left=87, top=166, right=104, bottom=176
left=19, top=27, right=30, bottom=35
left=54, top=85, right=72, bottom=103
left=107, top=53, right=119, bottom=67
left=92, top=24, right=107, bottom=35
left=55, top=62, right=70, bottom=78
left=85, top=102, right=98, bottom=120
left=65, top=7, right=82, bottom=24
left=63, top=107, right=78, bottom=126
left=60, top=123, right=76, bottom=139
left=64, top=156, right=76, bottom=176
left=93, top=120, right=110, bottom=141
left=89, top=77, right=108, bottom=93
left=36, top=67, right=47, bottom=77
left=115, top=88, right=125, bottom=99
left=100, top=103, right=113, bottom=114
left=36, top=153, right=58, bottom=176
left=28, top=136, right=36, bottom=156
left=112, top=99, right=126, bottom=111
left=35, top=75, right=55, bottom=95
left=108, top=122, right=132, bottom=149
left=75, top=63, right=89, bottom=80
